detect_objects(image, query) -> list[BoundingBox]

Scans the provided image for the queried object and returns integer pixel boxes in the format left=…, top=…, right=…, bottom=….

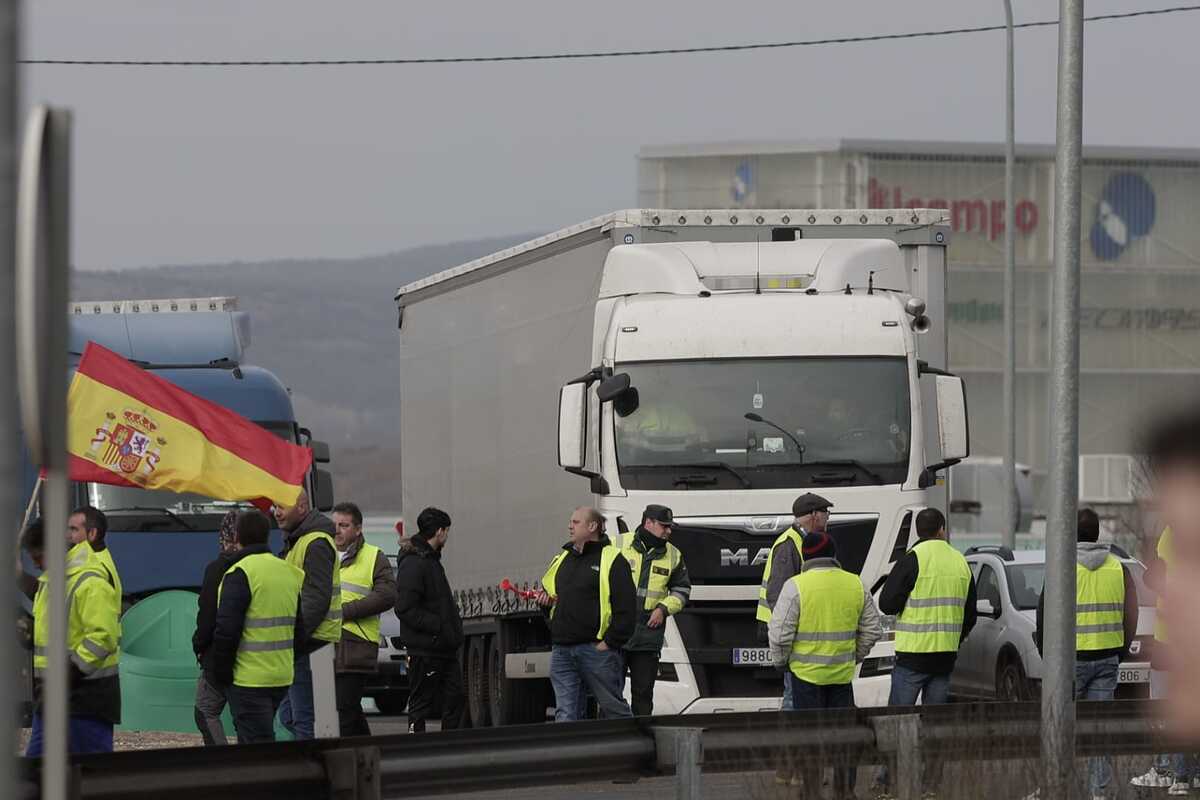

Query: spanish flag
left=66, top=341, right=313, bottom=507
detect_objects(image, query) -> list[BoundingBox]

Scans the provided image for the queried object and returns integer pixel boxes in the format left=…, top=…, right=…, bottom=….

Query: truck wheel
left=996, top=656, right=1029, bottom=702
left=486, top=634, right=548, bottom=725
left=467, top=636, right=491, bottom=728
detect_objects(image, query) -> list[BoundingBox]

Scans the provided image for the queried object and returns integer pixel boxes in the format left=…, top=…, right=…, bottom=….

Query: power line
left=20, top=5, right=1200, bottom=67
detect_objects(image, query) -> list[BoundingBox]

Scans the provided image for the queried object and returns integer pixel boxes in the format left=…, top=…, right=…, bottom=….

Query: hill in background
left=71, top=235, right=527, bottom=509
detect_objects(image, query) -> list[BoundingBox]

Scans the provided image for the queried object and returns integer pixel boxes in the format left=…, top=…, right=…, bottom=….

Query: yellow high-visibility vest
left=895, top=538, right=971, bottom=653
left=1076, top=555, right=1125, bottom=652
left=757, top=527, right=804, bottom=623
left=286, top=530, right=342, bottom=643
left=340, top=542, right=383, bottom=645
left=219, top=552, right=305, bottom=687
left=788, top=568, right=864, bottom=685
left=542, top=545, right=622, bottom=640
left=33, top=541, right=120, bottom=682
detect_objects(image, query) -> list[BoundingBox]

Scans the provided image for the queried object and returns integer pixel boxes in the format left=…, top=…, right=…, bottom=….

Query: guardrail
left=17, top=700, right=1168, bottom=800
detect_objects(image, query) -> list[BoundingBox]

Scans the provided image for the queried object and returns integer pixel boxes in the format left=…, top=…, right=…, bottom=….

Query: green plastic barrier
left=117, top=590, right=291, bottom=740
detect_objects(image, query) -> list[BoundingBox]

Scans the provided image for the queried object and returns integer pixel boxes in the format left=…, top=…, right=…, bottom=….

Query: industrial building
left=637, top=139, right=1200, bottom=516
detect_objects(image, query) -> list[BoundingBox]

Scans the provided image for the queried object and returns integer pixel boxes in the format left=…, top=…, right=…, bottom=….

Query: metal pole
left=0, top=1, right=18, bottom=796
left=1001, top=0, right=1018, bottom=550
left=1042, top=0, right=1083, bottom=796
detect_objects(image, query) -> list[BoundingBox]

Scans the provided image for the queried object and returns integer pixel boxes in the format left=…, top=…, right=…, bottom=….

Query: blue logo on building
left=732, top=160, right=753, bottom=204
left=1090, top=173, right=1156, bottom=261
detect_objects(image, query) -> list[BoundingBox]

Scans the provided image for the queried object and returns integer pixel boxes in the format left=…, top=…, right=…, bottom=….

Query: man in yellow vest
left=1033, top=508, right=1138, bottom=799
left=615, top=504, right=691, bottom=716
left=274, top=489, right=341, bottom=739
left=535, top=507, right=636, bottom=721
left=758, top=492, right=833, bottom=720
left=22, top=517, right=122, bottom=756
left=69, top=506, right=121, bottom=601
left=211, top=511, right=305, bottom=744
left=332, top=501, right=396, bottom=737
left=877, top=507, right=976, bottom=796
left=768, top=531, right=882, bottom=799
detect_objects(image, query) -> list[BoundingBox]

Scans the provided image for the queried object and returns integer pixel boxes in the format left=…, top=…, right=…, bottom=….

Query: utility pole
left=1001, top=0, right=1018, bottom=550
left=1042, top=0, right=1083, bottom=796
left=0, top=1, right=18, bottom=797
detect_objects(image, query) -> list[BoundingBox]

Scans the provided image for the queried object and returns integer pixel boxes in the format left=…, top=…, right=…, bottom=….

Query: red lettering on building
left=868, top=178, right=1039, bottom=240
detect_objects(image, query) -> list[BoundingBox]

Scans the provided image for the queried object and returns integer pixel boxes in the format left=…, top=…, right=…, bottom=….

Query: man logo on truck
left=720, top=547, right=772, bottom=568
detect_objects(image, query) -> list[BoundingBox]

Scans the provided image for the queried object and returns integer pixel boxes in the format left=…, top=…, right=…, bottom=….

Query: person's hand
left=595, top=641, right=610, bottom=652
left=647, top=607, right=667, bottom=629
left=535, top=590, right=555, bottom=608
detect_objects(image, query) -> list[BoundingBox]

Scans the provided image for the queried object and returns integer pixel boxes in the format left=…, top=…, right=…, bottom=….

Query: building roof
left=638, top=138, right=1200, bottom=164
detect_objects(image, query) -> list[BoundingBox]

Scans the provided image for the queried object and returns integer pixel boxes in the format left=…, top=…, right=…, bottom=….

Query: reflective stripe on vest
left=33, top=542, right=120, bottom=680
left=1155, top=527, right=1171, bottom=644
left=286, top=530, right=343, bottom=642
left=788, top=568, right=864, bottom=685
left=341, top=542, right=383, bottom=645
left=615, top=533, right=687, bottom=614
left=220, top=553, right=305, bottom=687
left=895, top=538, right=971, bottom=654
left=1076, top=555, right=1125, bottom=652
left=541, top=544, right=622, bottom=640
left=757, top=527, right=804, bottom=623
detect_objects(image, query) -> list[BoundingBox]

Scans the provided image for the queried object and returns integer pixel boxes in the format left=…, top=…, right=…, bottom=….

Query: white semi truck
left=394, top=209, right=968, bottom=725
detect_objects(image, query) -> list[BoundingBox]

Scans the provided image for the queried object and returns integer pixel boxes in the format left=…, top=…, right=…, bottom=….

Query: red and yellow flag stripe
left=67, top=342, right=312, bottom=507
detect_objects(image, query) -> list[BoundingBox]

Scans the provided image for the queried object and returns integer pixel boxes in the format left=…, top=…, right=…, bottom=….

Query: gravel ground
left=17, top=728, right=205, bottom=753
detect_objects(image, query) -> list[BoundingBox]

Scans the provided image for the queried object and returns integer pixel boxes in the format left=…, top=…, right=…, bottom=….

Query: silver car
left=950, top=546, right=1156, bottom=701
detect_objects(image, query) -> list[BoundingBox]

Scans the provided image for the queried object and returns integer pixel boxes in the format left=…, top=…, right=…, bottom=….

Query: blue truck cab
left=27, top=297, right=333, bottom=604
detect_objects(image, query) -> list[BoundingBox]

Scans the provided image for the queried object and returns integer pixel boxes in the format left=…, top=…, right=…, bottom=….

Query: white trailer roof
left=395, top=208, right=948, bottom=305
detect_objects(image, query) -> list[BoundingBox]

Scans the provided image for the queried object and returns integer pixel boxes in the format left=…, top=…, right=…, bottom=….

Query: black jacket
left=192, top=552, right=232, bottom=671
left=879, top=538, right=978, bottom=675
left=210, top=545, right=305, bottom=686
left=279, top=510, right=337, bottom=654
left=547, top=536, right=637, bottom=650
left=393, top=536, right=463, bottom=658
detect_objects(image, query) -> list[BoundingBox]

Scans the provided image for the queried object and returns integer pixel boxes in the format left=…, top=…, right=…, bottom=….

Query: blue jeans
left=878, top=665, right=952, bottom=792
left=550, top=643, right=631, bottom=722
left=789, top=675, right=856, bottom=796
left=25, top=713, right=113, bottom=757
left=782, top=672, right=793, bottom=709
left=1075, top=656, right=1118, bottom=795
left=887, top=664, right=951, bottom=706
left=278, top=650, right=314, bottom=740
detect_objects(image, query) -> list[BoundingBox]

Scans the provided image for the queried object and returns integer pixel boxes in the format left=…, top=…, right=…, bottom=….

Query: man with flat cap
left=757, top=494, right=834, bottom=712
left=615, top=504, right=692, bottom=716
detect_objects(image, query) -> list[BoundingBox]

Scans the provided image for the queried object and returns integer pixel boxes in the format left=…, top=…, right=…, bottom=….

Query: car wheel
left=372, top=693, right=408, bottom=716
left=996, top=657, right=1029, bottom=702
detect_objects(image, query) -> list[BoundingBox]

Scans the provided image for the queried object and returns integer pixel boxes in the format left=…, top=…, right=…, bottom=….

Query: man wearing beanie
left=769, top=530, right=882, bottom=798
left=616, top=504, right=691, bottom=716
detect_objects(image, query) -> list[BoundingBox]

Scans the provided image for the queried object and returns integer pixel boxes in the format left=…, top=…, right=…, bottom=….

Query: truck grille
left=673, top=600, right=782, bottom=699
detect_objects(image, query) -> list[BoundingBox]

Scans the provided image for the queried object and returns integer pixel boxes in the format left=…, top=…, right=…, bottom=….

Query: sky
left=23, top=1, right=1200, bottom=269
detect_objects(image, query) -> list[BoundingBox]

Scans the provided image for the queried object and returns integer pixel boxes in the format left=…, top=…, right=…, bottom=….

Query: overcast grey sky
left=23, top=1, right=1200, bottom=269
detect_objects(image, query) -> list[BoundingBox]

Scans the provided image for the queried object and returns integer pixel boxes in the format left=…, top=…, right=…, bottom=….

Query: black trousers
left=335, top=672, right=372, bottom=738
left=227, top=685, right=287, bottom=744
left=625, top=651, right=659, bottom=717
left=406, top=654, right=465, bottom=733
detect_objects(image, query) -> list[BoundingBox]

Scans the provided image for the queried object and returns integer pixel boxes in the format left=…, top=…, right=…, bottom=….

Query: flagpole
left=19, top=474, right=42, bottom=532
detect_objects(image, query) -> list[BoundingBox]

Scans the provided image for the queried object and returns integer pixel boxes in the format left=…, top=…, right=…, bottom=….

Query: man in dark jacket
left=191, top=510, right=239, bottom=745
left=211, top=511, right=305, bottom=744
left=535, top=507, right=637, bottom=721
left=333, top=501, right=396, bottom=737
left=394, top=506, right=465, bottom=733
left=275, top=491, right=341, bottom=739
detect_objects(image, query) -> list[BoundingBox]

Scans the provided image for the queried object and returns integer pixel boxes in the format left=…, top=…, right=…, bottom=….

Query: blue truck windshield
left=614, top=357, right=911, bottom=490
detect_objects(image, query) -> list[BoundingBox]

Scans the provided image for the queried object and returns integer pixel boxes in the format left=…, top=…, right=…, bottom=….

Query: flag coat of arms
left=67, top=341, right=313, bottom=507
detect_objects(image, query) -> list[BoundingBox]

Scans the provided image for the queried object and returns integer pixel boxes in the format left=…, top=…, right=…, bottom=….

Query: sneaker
left=1132, top=767, right=1175, bottom=789
left=1169, top=782, right=1190, bottom=796
left=1020, top=791, right=1040, bottom=800
left=774, top=769, right=792, bottom=786
left=1193, top=776, right=1200, bottom=790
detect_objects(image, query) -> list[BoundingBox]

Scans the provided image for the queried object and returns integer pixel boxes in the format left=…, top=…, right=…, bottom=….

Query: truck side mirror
left=558, top=382, right=587, bottom=470
left=309, top=440, right=331, bottom=464
left=934, top=374, right=969, bottom=462
left=312, top=467, right=335, bottom=512
left=596, top=372, right=631, bottom=403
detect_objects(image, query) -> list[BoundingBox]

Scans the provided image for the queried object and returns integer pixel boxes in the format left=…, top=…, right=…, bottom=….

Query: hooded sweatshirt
left=1035, top=542, right=1139, bottom=661
left=279, top=509, right=338, bottom=654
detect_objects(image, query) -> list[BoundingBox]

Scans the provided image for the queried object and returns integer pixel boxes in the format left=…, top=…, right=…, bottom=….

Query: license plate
left=1118, top=666, right=1150, bottom=684
left=732, top=647, right=772, bottom=666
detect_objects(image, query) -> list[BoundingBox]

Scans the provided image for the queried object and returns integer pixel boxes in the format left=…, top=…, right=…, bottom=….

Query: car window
left=1004, top=564, right=1044, bottom=611
left=976, top=563, right=1004, bottom=610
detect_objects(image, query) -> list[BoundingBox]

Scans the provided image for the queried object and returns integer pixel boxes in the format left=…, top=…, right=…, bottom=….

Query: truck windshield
left=614, top=357, right=910, bottom=490
left=83, top=420, right=296, bottom=531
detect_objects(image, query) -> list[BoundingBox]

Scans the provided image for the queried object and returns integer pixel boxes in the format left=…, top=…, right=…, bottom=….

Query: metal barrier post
left=872, top=713, right=921, bottom=800
left=653, top=726, right=703, bottom=800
